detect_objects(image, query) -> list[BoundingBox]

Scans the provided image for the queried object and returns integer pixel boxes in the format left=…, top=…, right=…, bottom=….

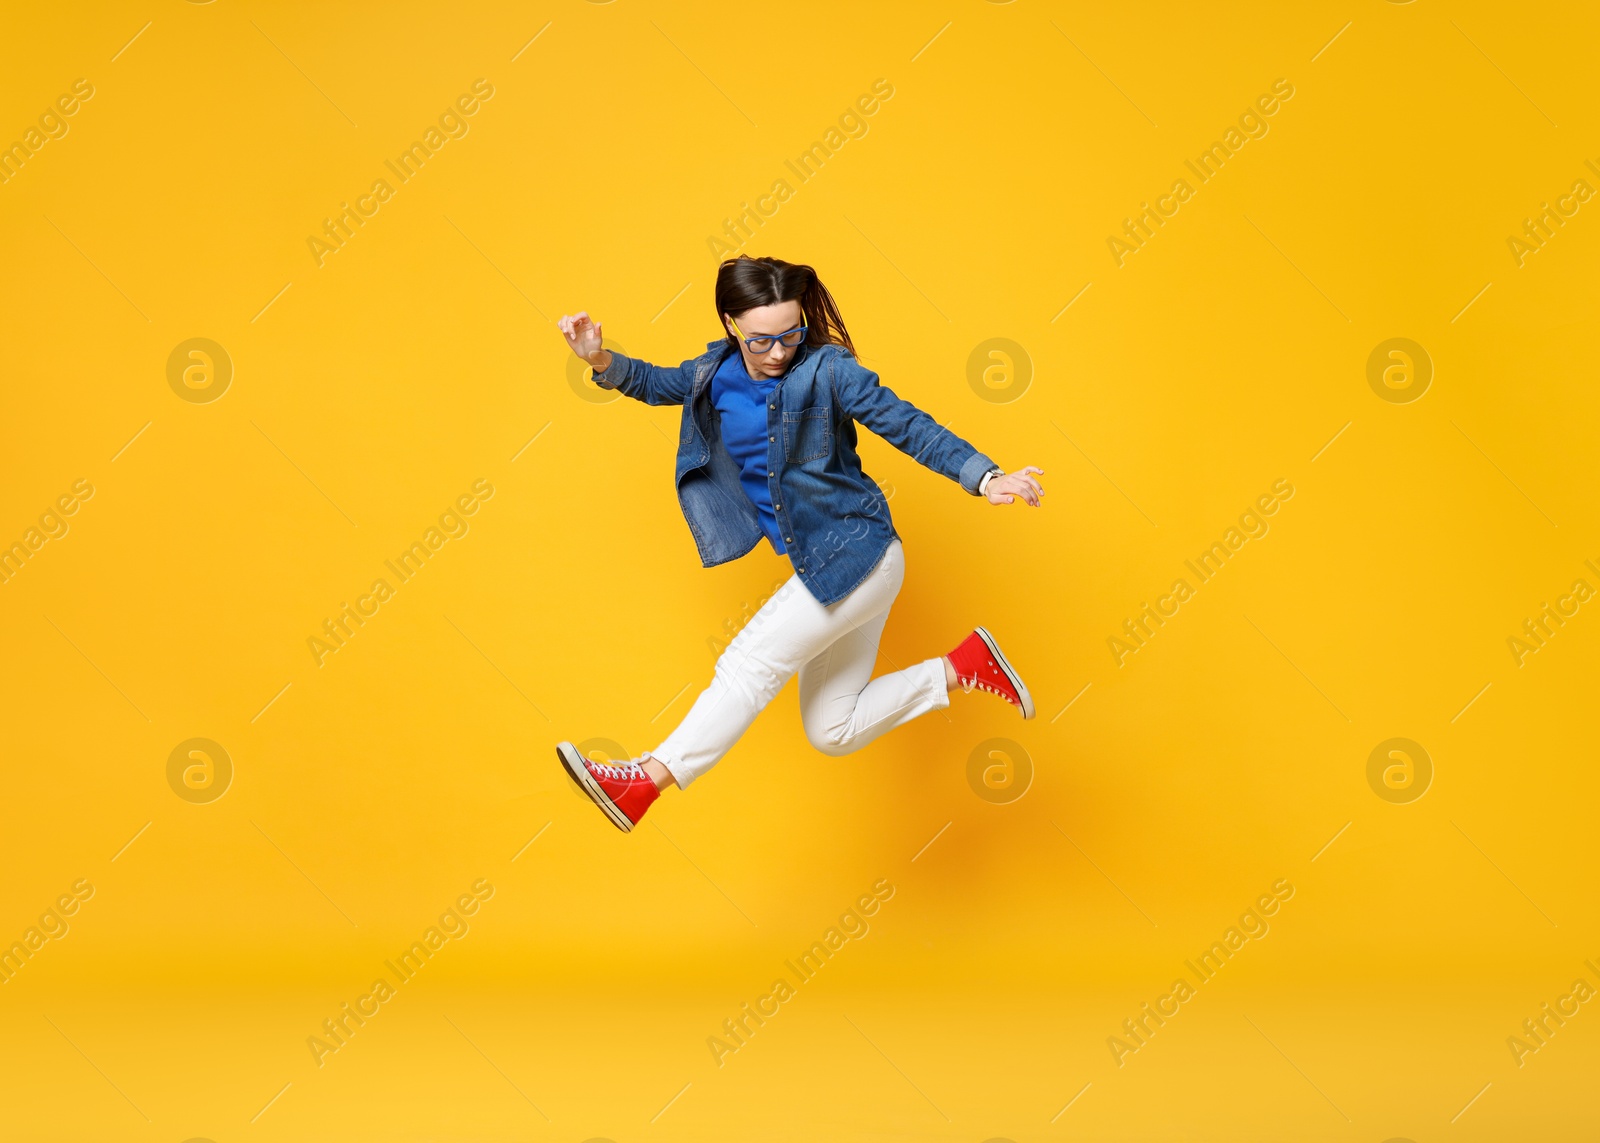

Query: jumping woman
left=554, top=255, right=1045, bottom=832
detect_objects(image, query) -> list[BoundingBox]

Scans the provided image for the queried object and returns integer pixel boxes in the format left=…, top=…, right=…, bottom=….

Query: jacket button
left=769, top=435, right=775, bottom=442
left=786, top=537, right=793, bottom=543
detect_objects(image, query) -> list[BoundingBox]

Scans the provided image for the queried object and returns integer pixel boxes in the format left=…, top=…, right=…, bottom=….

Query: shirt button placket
left=769, top=399, right=788, bottom=545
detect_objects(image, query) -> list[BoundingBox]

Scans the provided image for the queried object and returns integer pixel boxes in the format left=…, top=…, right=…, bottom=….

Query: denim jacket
left=593, top=338, right=997, bottom=605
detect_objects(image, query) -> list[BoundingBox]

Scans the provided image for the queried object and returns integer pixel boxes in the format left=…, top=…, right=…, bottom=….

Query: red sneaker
left=946, top=627, right=1035, bottom=719
left=556, top=742, right=659, bottom=832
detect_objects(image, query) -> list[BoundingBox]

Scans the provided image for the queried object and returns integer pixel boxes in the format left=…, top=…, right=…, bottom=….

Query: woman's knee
left=804, top=719, right=857, bottom=757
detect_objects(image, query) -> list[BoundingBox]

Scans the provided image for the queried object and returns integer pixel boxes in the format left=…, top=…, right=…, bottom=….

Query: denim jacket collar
left=694, top=338, right=816, bottom=392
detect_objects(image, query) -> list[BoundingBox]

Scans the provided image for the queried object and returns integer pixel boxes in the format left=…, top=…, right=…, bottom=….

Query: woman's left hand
left=985, top=466, right=1044, bottom=507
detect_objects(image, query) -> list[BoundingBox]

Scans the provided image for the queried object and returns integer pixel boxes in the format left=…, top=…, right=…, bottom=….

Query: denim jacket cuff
left=591, top=351, right=628, bottom=389
left=959, top=450, right=998, bottom=495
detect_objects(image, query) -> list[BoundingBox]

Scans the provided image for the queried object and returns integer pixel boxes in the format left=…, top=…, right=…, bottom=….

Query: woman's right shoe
left=946, top=627, right=1035, bottom=719
left=555, top=742, right=659, bottom=832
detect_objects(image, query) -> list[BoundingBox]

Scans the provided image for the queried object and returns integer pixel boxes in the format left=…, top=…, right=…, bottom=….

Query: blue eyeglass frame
left=729, top=317, right=808, bottom=353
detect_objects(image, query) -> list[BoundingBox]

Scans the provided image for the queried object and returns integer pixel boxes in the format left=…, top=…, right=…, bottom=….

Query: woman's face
left=725, top=300, right=805, bottom=379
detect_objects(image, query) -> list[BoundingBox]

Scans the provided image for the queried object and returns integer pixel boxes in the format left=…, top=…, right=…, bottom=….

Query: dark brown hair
left=713, top=255, right=856, bottom=357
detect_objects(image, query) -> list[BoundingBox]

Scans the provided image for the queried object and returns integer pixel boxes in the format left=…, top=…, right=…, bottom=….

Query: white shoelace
left=958, top=660, right=1015, bottom=702
left=589, top=759, right=645, bottom=782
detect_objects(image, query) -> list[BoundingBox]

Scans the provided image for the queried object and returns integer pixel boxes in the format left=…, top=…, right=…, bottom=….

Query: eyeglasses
left=729, top=317, right=807, bottom=354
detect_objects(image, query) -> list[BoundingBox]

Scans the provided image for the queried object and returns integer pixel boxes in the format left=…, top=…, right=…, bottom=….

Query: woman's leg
left=796, top=541, right=949, bottom=757
left=646, top=540, right=918, bottom=789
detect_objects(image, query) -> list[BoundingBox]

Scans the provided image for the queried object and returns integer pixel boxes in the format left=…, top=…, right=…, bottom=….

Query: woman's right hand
left=558, top=311, right=609, bottom=369
left=985, top=465, right=1045, bottom=507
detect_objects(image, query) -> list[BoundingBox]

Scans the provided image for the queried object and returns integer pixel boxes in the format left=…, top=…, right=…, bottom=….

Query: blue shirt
left=710, top=350, right=786, bottom=553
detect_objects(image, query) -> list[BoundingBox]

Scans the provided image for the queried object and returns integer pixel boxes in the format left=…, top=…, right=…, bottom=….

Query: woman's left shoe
left=555, top=742, right=660, bottom=832
left=946, top=627, right=1035, bottom=719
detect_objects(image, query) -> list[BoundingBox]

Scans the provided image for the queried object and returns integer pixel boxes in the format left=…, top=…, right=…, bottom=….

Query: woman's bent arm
left=592, top=351, right=694, bottom=407
left=833, top=351, right=997, bottom=494
left=558, top=311, right=692, bottom=407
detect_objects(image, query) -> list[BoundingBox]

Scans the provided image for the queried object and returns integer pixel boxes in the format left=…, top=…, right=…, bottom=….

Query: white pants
left=649, top=539, right=950, bottom=788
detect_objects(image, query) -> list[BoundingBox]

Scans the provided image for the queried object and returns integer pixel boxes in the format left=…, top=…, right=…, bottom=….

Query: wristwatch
left=978, top=467, right=1004, bottom=496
